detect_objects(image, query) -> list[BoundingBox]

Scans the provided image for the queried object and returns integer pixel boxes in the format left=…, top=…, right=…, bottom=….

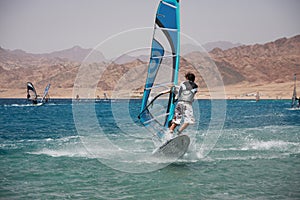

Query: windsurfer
left=26, top=88, right=37, bottom=104
left=166, top=72, right=198, bottom=140
left=32, top=98, right=38, bottom=104
left=296, top=97, right=300, bottom=108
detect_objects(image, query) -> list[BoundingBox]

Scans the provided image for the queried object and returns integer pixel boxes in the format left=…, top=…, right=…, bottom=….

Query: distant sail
left=104, top=92, right=108, bottom=100
left=41, top=83, right=51, bottom=102
left=291, top=74, right=297, bottom=108
left=256, top=91, right=260, bottom=102
left=139, top=0, right=180, bottom=134
left=27, top=82, right=38, bottom=101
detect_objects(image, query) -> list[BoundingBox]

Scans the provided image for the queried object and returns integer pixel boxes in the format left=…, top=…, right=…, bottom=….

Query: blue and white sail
left=139, top=0, right=180, bottom=137
left=41, top=83, right=51, bottom=103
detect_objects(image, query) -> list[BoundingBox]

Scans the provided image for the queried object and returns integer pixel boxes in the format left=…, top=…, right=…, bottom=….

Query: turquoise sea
left=1, top=99, right=299, bottom=199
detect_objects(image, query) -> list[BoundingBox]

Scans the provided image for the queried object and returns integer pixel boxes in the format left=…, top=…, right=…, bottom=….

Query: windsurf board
left=152, top=134, right=190, bottom=159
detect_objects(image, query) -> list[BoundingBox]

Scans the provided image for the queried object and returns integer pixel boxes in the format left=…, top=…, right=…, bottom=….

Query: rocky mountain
left=0, top=47, right=69, bottom=73
left=209, top=35, right=300, bottom=85
left=36, top=45, right=106, bottom=63
left=0, top=45, right=105, bottom=70
left=203, top=41, right=243, bottom=52
left=0, top=35, right=299, bottom=98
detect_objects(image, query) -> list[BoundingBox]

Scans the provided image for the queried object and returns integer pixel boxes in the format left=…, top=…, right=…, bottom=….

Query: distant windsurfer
left=296, top=97, right=300, bottom=108
left=32, top=97, right=38, bottom=105
left=165, top=72, right=198, bottom=140
left=45, top=94, right=50, bottom=103
left=27, top=90, right=37, bottom=104
left=26, top=82, right=39, bottom=105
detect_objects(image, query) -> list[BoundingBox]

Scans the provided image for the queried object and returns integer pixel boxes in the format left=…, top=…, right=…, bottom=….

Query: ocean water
left=1, top=99, right=299, bottom=199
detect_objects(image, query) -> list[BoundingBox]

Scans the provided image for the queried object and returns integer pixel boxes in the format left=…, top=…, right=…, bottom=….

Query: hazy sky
left=0, top=0, right=299, bottom=54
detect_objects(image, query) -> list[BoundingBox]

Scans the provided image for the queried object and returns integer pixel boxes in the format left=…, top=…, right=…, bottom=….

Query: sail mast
left=167, top=0, right=180, bottom=127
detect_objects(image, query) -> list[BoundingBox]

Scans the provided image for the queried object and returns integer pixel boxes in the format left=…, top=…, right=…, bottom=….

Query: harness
left=178, top=81, right=198, bottom=103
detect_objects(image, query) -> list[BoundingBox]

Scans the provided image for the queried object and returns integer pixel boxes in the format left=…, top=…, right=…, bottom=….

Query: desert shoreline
left=1, top=81, right=296, bottom=100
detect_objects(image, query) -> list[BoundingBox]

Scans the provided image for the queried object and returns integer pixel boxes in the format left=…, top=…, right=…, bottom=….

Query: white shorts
left=172, top=101, right=195, bottom=125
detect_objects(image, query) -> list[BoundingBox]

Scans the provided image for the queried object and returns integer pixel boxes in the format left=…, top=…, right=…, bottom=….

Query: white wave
left=24, top=136, right=79, bottom=143
left=3, top=102, right=68, bottom=107
left=242, top=140, right=300, bottom=151
left=29, top=147, right=91, bottom=158
left=57, top=135, right=80, bottom=142
left=214, top=154, right=288, bottom=161
left=29, top=141, right=201, bottom=167
left=196, top=151, right=294, bottom=162
left=286, top=107, right=300, bottom=111
left=4, top=104, right=33, bottom=107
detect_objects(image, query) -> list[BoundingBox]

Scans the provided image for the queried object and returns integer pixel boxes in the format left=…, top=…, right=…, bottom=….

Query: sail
left=27, top=82, right=38, bottom=101
left=41, top=83, right=51, bottom=102
left=139, top=0, right=180, bottom=133
left=104, top=93, right=108, bottom=100
left=291, top=74, right=297, bottom=108
left=256, top=91, right=260, bottom=102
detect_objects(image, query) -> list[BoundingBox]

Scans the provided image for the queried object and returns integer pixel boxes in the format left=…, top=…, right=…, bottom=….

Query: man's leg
left=169, top=123, right=177, bottom=132
left=178, top=123, right=189, bottom=134
left=178, top=103, right=194, bottom=134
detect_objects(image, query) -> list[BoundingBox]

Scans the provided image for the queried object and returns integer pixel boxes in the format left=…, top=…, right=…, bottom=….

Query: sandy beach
left=0, top=81, right=296, bottom=100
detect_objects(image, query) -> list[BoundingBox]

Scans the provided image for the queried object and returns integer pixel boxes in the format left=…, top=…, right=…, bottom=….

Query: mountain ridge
left=203, top=41, right=243, bottom=52
left=0, top=35, right=299, bottom=98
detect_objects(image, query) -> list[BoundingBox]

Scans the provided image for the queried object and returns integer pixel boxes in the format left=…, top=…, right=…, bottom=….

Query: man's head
left=185, top=72, right=195, bottom=82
